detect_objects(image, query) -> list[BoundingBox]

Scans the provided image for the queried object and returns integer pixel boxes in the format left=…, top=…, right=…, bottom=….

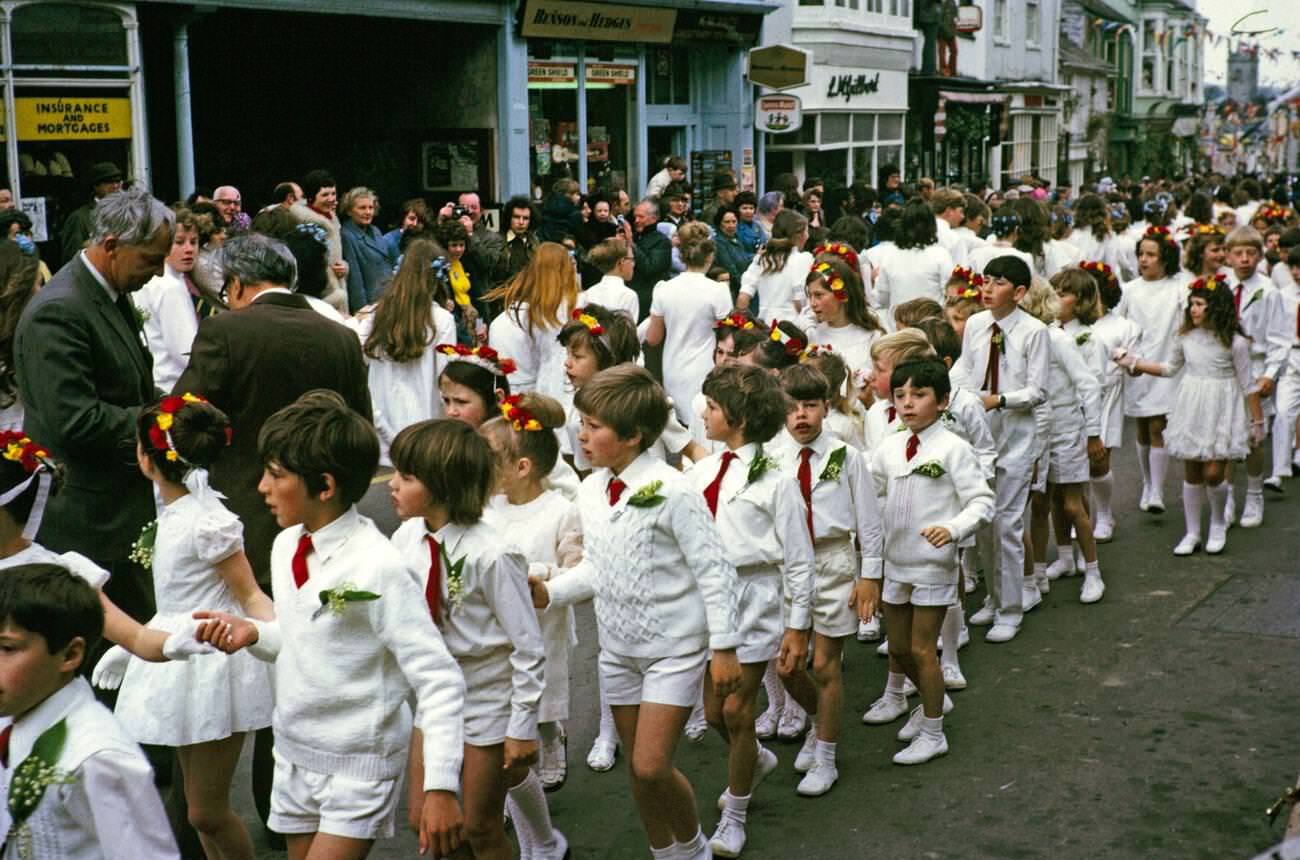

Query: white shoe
left=535, top=829, right=568, bottom=860
left=1044, top=556, right=1074, bottom=581
left=893, top=730, right=949, bottom=765
left=1094, top=516, right=1114, bottom=542
left=794, top=730, right=818, bottom=773
left=716, top=745, right=778, bottom=811
left=1205, top=524, right=1227, bottom=555
left=1173, top=533, right=1201, bottom=556
left=969, top=598, right=996, bottom=626
left=539, top=733, right=567, bottom=792
left=897, top=698, right=954, bottom=741
left=1264, top=476, right=1284, bottom=492
left=1147, top=489, right=1165, bottom=514
left=1239, top=491, right=1264, bottom=528
left=777, top=707, right=807, bottom=740
left=586, top=737, right=618, bottom=772
left=985, top=622, right=1020, bottom=643
left=709, top=816, right=746, bottom=858
left=901, top=677, right=917, bottom=697
left=1035, top=569, right=1051, bottom=593
left=1138, top=484, right=1152, bottom=512
left=876, top=637, right=890, bottom=657
left=963, top=570, right=978, bottom=593
left=796, top=759, right=838, bottom=797
left=1079, top=571, right=1105, bottom=604
left=754, top=708, right=779, bottom=740
left=861, top=693, right=909, bottom=724
left=856, top=614, right=881, bottom=642
left=684, top=713, right=708, bottom=742
left=1224, top=492, right=1237, bottom=527
left=942, top=664, right=967, bottom=690
left=1022, top=584, right=1042, bottom=612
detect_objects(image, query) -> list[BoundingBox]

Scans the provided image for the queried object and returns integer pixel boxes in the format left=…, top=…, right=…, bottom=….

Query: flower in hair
left=811, top=261, right=847, bottom=301
left=499, top=395, right=543, bottom=432
left=294, top=222, right=329, bottom=248
left=151, top=393, right=213, bottom=463
left=0, top=431, right=49, bottom=475
left=1080, top=260, right=1113, bottom=278
left=769, top=321, right=806, bottom=357
left=435, top=343, right=518, bottom=376
left=812, top=242, right=860, bottom=274
left=1144, top=225, right=1176, bottom=245
left=959, top=287, right=980, bottom=299
left=951, top=266, right=983, bottom=291
left=1189, top=273, right=1226, bottom=292
left=571, top=309, right=605, bottom=336
left=800, top=343, right=834, bottom=363
left=715, top=313, right=755, bottom=331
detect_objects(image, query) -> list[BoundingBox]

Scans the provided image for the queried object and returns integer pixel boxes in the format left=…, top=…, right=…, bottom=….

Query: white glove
left=527, top=561, right=551, bottom=582
left=1249, top=419, right=1268, bottom=447
left=161, top=618, right=220, bottom=661
left=1110, top=347, right=1139, bottom=370
left=91, top=645, right=131, bottom=690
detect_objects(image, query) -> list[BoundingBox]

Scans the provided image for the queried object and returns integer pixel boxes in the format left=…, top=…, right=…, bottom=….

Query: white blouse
left=651, top=271, right=733, bottom=425
left=489, top=300, right=575, bottom=409
left=740, top=249, right=815, bottom=323
left=874, top=242, right=953, bottom=320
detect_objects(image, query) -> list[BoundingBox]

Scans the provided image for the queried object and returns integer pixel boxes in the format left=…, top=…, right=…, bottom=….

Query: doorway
left=647, top=125, right=687, bottom=179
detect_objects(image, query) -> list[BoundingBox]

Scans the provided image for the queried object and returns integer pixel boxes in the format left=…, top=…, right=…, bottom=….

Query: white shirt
left=489, top=301, right=573, bottom=408
left=739, top=249, right=814, bottom=323
left=1045, top=325, right=1103, bottom=438
left=949, top=226, right=987, bottom=268
left=773, top=430, right=883, bottom=579
left=806, top=322, right=881, bottom=392
left=1086, top=312, right=1143, bottom=393
left=1233, top=271, right=1290, bottom=381
left=1068, top=229, right=1126, bottom=279
left=870, top=420, right=994, bottom=584
left=935, top=217, right=963, bottom=261
left=874, top=243, right=953, bottom=321
left=248, top=507, right=466, bottom=792
left=952, top=307, right=1050, bottom=465
left=134, top=263, right=198, bottom=392
left=348, top=304, right=456, bottom=466
left=546, top=451, right=742, bottom=658
left=0, top=678, right=178, bottom=860
left=861, top=390, right=995, bottom=480
left=0, top=543, right=108, bottom=589
left=580, top=275, right=640, bottom=322
left=965, top=241, right=1033, bottom=276
left=651, top=272, right=732, bottom=424
left=1043, top=238, right=1082, bottom=278
left=686, top=443, right=814, bottom=631
left=391, top=516, right=544, bottom=741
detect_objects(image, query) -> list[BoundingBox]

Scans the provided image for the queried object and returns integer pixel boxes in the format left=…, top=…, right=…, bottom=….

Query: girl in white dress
left=805, top=346, right=868, bottom=451
left=1117, top=228, right=1185, bottom=515
left=1116, top=275, right=1263, bottom=556
left=965, top=208, right=1033, bottom=275
left=1179, top=224, right=1228, bottom=287
left=804, top=247, right=886, bottom=401
left=487, top=242, right=580, bottom=408
left=116, top=395, right=274, bottom=860
left=1076, top=262, right=1142, bottom=541
left=738, top=210, right=814, bottom=324
left=647, top=223, right=735, bottom=425
left=874, top=198, right=954, bottom=324
left=1044, top=206, right=1082, bottom=278
left=1068, top=194, right=1126, bottom=278
left=349, top=238, right=457, bottom=466
left=480, top=394, right=584, bottom=799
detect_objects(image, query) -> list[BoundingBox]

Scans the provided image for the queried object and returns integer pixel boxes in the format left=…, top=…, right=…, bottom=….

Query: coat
left=341, top=219, right=396, bottom=312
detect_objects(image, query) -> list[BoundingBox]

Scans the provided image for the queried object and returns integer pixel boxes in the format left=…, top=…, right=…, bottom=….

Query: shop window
left=853, top=114, right=875, bottom=142
left=852, top=147, right=874, bottom=184
left=820, top=114, right=850, bottom=145
left=878, top=114, right=903, bottom=141
left=527, top=59, right=635, bottom=197
left=648, top=48, right=690, bottom=106
left=804, top=149, right=847, bottom=189
left=11, top=4, right=128, bottom=70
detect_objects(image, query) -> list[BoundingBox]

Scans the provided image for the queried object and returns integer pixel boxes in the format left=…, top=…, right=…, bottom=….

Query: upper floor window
left=1140, top=19, right=1160, bottom=92
left=12, top=2, right=129, bottom=71
left=993, top=0, right=1009, bottom=42
left=1026, top=0, right=1041, bottom=48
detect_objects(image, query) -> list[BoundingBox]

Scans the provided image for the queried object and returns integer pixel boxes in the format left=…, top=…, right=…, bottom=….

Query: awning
left=1171, top=116, right=1200, bottom=138
left=939, top=90, right=1005, bottom=104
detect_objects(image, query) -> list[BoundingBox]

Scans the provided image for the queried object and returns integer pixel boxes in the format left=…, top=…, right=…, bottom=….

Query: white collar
left=79, top=251, right=118, bottom=302
left=3, top=677, right=92, bottom=772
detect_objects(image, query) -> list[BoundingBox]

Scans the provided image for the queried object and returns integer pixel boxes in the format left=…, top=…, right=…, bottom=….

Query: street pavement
left=240, top=428, right=1300, bottom=859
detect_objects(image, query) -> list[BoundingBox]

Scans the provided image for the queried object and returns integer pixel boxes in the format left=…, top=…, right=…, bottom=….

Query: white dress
left=1069, top=229, right=1127, bottom=279
left=489, top=300, right=574, bottom=412
left=874, top=242, right=953, bottom=322
left=1081, top=313, right=1142, bottom=448
left=115, top=489, right=273, bottom=746
left=651, top=271, right=732, bottom=424
left=1043, top=239, right=1082, bottom=278
left=807, top=322, right=881, bottom=394
left=739, top=249, right=814, bottom=323
left=965, top=242, right=1033, bottom=276
left=348, top=304, right=457, bottom=466
left=487, top=491, right=582, bottom=724
left=1161, top=330, right=1252, bottom=462
left=1118, top=276, right=1184, bottom=417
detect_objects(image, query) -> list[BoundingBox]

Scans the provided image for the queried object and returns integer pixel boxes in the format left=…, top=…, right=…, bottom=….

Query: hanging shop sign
left=521, top=0, right=676, bottom=43
left=956, top=6, right=983, bottom=33
left=787, top=67, right=908, bottom=112
left=756, top=94, right=802, bottom=134
left=11, top=97, right=131, bottom=141
left=528, top=62, right=636, bottom=85
left=747, top=45, right=810, bottom=90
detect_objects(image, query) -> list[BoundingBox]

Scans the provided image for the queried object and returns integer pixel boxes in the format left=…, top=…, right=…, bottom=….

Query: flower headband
left=569, top=308, right=614, bottom=354
left=990, top=214, right=1020, bottom=235
left=294, top=222, right=329, bottom=248
left=1188, top=223, right=1224, bottom=237
left=1189, top=273, right=1227, bottom=292
left=435, top=343, right=518, bottom=376
left=950, top=265, right=983, bottom=290
left=769, top=321, right=806, bottom=358
left=812, top=242, right=860, bottom=274
left=1080, top=260, right=1113, bottom=278
left=1144, top=225, right=1176, bottom=245
left=0, top=431, right=54, bottom=541
left=1256, top=204, right=1291, bottom=223
left=148, top=393, right=229, bottom=465
left=810, top=261, right=847, bottom=301
left=800, top=343, right=834, bottom=362
left=499, top=395, right=544, bottom=432
left=715, top=313, right=756, bottom=331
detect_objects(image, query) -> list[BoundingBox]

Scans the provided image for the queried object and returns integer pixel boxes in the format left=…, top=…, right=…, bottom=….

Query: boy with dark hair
left=0, top=563, right=178, bottom=858
left=196, top=390, right=467, bottom=858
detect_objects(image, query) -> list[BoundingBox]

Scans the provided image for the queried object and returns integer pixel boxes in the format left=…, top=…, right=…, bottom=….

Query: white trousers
left=1271, top=360, right=1300, bottom=479
left=979, top=467, right=1031, bottom=626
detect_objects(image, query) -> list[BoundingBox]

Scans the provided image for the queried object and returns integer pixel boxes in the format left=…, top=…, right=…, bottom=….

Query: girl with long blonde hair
left=487, top=242, right=581, bottom=403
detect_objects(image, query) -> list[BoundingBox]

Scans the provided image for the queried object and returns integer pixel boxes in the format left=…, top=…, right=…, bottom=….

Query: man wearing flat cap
left=702, top=171, right=739, bottom=228
left=60, top=161, right=124, bottom=265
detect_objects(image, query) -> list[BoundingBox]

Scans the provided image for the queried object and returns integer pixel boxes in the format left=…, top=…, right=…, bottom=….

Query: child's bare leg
left=461, top=744, right=511, bottom=860
left=778, top=659, right=819, bottom=716
left=1059, top=483, right=1096, bottom=563
left=177, top=733, right=254, bottom=860
left=1029, top=490, right=1049, bottom=564
left=405, top=728, right=424, bottom=834
left=882, top=602, right=916, bottom=685
left=287, top=833, right=373, bottom=860
left=719, top=663, right=766, bottom=796
left=613, top=702, right=699, bottom=849
left=809, top=635, right=844, bottom=742
left=908, top=606, right=947, bottom=718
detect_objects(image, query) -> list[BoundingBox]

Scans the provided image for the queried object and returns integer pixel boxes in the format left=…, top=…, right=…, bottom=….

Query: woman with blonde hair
left=487, top=241, right=580, bottom=403
left=340, top=185, right=395, bottom=312
left=737, top=209, right=814, bottom=323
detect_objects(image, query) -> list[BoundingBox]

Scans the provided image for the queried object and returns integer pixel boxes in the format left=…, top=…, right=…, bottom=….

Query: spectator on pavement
left=290, top=169, right=349, bottom=314
left=59, top=161, right=123, bottom=265
left=340, top=186, right=395, bottom=312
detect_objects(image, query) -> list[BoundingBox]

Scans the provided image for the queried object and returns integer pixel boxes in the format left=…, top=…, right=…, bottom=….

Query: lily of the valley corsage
left=312, top=583, right=380, bottom=620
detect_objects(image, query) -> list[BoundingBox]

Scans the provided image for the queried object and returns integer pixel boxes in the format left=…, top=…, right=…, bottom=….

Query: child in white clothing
left=528, top=365, right=743, bottom=860
left=865, top=359, right=994, bottom=765
left=578, top=238, right=641, bottom=322
left=389, top=418, right=553, bottom=860
left=692, top=363, right=814, bottom=857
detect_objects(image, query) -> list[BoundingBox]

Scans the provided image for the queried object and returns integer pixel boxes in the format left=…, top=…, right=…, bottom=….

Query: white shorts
left=268, top=750, right=401, bottom=840
left=735, top=565, right=783, bottom=665
left=1048, top=428, right=1091, bottom=485
left=811, top=538, right=859, bottom=638
left=882, top=578, right=958, bottom=608
left=461, top=651, right=513, bottom=746
left=599, top=649, right=707, bottom=708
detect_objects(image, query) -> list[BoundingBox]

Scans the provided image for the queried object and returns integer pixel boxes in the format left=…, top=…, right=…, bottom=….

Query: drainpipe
left=174, top=19, right=195, bottom=199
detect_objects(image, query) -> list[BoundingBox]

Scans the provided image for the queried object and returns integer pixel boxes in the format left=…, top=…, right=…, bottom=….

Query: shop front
left=763, top=64, right=909, bottom=189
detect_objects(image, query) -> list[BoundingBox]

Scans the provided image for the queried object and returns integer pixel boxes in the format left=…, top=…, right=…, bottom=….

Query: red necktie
left=291, top=533, right=313, bottom=589
left=798, top=448, right=815, bottom=538
left=887, top=405, right=896, bottom=423
left=702, top=451, right=738, bottom=518
left=607, top=477, right=627, bottom=506
left=983, top=322, right=1001, bottom=394
left=0, top=723, right=11, bottom=768
left=424, top=535, right=442, bottom=621
left=1234, top=284, right=1244, bottom=320
left=906, top=433, right=920, bottom=461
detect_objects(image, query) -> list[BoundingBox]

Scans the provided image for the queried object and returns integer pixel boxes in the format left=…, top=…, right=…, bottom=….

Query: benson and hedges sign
left=521, top=0, right=676, bottom=43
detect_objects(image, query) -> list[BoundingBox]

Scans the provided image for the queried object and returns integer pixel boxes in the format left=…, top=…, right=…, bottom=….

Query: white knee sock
left=1149, top=447, right=1169, bottom=500
left=679, top=828, right=710, bottom=859
left=597, top=691, right=616, bottom=744
left=1206, top=483, right=1228, bottom=530
left=761, top=660, right=784, bottom=715
left=1136, top=442, right=1151, bottom=489
left=507, top=771, right=561, bottom=855
left=940, top=605, right=962, bottom=671
left=885, top=671, right=907, bottom=702
left=1091, top=471, right=1114, bottom=520
left=720, top=789, right=751, bottom=825
left=1182, top=482, right=1204, bottom=538
left=1247, top=474, right=1264, bottom=495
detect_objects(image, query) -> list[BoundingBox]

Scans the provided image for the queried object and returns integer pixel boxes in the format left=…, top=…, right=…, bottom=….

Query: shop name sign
left=12, top=97, right=131, bottom=140
left=756, top=95, right=802, bottom=134
left=528, top=62, right=636, bottom=85
left=826, top=73, right=881, bottom=103
left=522, top=0, right=676, bottom=43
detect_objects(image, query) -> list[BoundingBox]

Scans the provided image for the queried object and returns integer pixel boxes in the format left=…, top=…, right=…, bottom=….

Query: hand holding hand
left=709, top=649, right=742, bottom=697
left=1257, top=376, right=1275, bottom=398
left=193, top=610, right=258, bottom=654
left=162, top=617, right=219, bottom=661
left=920, top=525, right=953, bottom=548
left=1086, top=436, right=1106, bottom=462
left=777, top=628, right=810, bottom=676
left=418, top=790, right=464, bottom=857
left=850, top=579, right=880, bottom=622
left=527, top=576, right=550, bottom=610
left=91, top=645, right=131, bottom=690
left=502, top=738, right=539, bottom=770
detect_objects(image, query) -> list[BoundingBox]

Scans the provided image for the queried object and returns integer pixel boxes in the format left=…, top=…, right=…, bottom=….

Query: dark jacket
left=174, top=291, right=372, bottom=586
left=538, top=194, right=583, bottom=244
left=492, top=230, right=539, bottom=291
left=340, top=219, right=396, bottom=312
left=628, top=225, right=673, bottom=320
left=59, top=202, right=96, bottom=266
left=713, top=231, right=753, bottom=299
left=15, top=255, right=157, bottom=561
